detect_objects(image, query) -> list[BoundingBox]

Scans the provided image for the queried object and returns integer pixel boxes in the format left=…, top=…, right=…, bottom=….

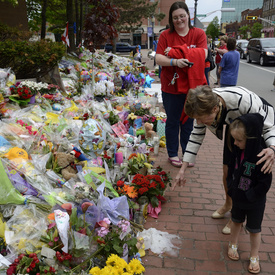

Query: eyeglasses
left=172, top=14, right=187, bottom=21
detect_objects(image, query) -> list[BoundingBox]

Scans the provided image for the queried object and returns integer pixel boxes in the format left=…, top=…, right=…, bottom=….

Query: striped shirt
left=183, top=86, right=275, bottom=163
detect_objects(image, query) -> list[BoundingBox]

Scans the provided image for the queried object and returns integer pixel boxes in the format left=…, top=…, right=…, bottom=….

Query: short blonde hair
left=184, top=86, right=219, bottom=118
left=220, top=35, right=228, bottom=43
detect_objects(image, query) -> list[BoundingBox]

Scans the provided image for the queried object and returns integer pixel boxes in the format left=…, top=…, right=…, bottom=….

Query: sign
left=224, top=0, right=230, bottom=2
left=246, top=16, right=258, bottom=20
left=197, top=14, right=207, bottom=17
left=147, top=27, right=153, bottom=37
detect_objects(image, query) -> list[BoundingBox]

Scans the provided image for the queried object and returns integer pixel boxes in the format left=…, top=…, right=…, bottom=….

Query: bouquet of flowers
left=130, top=173, right=166, bottom=208
left=93, top=217, right=138, bottom=260
left=89, top=254, right=145, bottom=275
left=7, top=253, right=57, bottom=275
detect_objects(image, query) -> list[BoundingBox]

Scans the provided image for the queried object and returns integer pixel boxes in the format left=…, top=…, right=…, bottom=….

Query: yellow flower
left=126, top=259, right=145, bottom=274
left=89, top=266, right=101, bottom=274
left=127, top=113, right=137, bottom=120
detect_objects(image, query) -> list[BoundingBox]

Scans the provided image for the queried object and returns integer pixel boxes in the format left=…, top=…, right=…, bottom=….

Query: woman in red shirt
left=156, top=1, right=207, bottom=168
left=214, top=36, right=228, bottom=86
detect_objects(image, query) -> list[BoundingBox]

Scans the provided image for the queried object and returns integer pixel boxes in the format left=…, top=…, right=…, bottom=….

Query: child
left=227, top=113, right=272, bottom=274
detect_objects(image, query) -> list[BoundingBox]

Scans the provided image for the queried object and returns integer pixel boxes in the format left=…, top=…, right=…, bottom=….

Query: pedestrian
left=271, top=75, right=275, bottom=92
left=227, top=113, right=271, bottom=274
left=155, top=1, right=207, bottom=168
left=133, top=45, right=142, bottom=62
left=219, top=37, right=240, bottom=87
left=172, top=85, right=275, bottom=234
left=153, top=36, right=158, bottom=67
left=205, top=35, right=214, bottom=85
left=214, top=36, right=228, bottom=86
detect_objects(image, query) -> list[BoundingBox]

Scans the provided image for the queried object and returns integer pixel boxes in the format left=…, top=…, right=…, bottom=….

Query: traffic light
left=246, top=16, right=258, bottom=20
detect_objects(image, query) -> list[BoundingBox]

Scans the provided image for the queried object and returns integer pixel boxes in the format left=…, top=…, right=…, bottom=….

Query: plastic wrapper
left=0, top=159, right=26, bottom=205
left=79, top=118, right=106, bottom=158
left=54, top=209, right=70, bottom=253
left=0, top=68, right=16, bottom=87
left=4, top=161, right=45, bottom=200
left=5, top=205, right=48, bottom=254
left=96, top=182, right=129, bottom=225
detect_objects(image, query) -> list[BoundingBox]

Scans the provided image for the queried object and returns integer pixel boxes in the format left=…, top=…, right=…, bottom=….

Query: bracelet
left=170, top=58, right=174, bottom=66
left=269, top=146, right=275, bottom=154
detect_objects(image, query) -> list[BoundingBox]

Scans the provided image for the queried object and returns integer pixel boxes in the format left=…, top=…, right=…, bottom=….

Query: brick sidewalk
left=141, top=49, right=275, bottom=274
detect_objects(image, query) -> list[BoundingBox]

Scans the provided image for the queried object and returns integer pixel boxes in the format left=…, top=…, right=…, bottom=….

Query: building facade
left=221, top=0, right=263, bottom=23
left=262, top=0, right=275, bottom=37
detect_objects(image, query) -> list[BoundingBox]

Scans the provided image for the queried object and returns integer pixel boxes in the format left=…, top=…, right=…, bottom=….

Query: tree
left=238, top=25, right=250, bottom=39
left=111, top=0, right=164, bottom=33
left=251, top=22, right=262, bottom=38
left=83, top=0, right=119, bottom=52
left=1, top=0, right=18, bottom=5
left=206, top=16, right=220, bottom=40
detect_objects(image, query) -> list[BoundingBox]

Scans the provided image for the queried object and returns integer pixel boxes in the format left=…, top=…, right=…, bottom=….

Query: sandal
left=228, top=242, right=239, bottom=261
left=168, top=157, right=182, bottom=168
left=248, top=256, right=260, bottom=274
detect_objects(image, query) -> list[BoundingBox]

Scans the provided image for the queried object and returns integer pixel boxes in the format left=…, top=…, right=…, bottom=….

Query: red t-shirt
left=156, top=27, right=207, bottom=94
left=215, top=44, right=227, bottom=64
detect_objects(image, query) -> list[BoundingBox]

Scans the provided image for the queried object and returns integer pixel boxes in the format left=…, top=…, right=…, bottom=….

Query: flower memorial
left=0, top=47, right=171, bottom=274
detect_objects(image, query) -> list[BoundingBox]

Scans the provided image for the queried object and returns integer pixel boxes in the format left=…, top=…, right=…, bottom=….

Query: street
left=211, top=60, right=275, bottom=106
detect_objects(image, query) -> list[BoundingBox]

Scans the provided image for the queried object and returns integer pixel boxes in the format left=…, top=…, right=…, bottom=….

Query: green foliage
left=0, top=22, right=32, bottom=41
left=239, top=25, right=250, bottom=39
left=83, top=0, right=120, bottom=52
left=206, top=16, right=220, bottom=40
left=251, top=22, right=263, bottom=38
left=0, top=39, right=66, bottom=79
left=0, top=0, right=18, bottom=5
left=26, top=0, right=66, bottom=34
left=111, top=0, right=161, bottom=32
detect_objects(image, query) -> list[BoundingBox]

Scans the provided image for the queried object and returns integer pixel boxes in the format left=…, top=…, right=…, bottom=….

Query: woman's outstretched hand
left=257, top=147, right=275, bottom=174
left=171, top=162, right=188, bottom=190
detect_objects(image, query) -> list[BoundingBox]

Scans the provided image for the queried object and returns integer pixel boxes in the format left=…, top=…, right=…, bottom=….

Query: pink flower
left=97, top=227, right=109, bottom=237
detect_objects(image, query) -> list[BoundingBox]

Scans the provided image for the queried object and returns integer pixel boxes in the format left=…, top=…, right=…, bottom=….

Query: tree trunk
left=79, top=0, right=83, bottom=46
left=40, top=0, right=48, bottom=39
left=67, top=0, right=76, bottom=52
left=75, top=0, right=80, bottom=47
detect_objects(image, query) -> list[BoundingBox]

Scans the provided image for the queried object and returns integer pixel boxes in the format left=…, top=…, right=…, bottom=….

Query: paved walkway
left=140, top=50, right=275, bottom=274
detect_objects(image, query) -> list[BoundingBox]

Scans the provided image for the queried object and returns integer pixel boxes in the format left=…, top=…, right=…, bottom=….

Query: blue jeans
left=162, top=91, right=194, bottom=158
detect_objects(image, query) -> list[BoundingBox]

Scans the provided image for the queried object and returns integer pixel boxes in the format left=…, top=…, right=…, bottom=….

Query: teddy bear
left=55, top=152, right=86, bottom=181
left=144, top=122, right=156, bottom=138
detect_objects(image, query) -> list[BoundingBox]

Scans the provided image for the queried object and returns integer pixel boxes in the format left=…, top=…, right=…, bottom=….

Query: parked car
left=104, top=42, right=136, bottom=53
left=246, top=37, right=275, bottom=66
left=236, top=39, right=248, bottom=59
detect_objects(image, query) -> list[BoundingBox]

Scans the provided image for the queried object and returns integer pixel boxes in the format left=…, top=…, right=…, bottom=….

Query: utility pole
left=194, top=0, right=198, bottom=27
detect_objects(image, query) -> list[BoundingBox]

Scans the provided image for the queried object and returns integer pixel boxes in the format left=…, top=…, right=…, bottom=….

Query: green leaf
left=150, top=196, right=159, bottom=208
left=113, top=244, right=123, bottom=255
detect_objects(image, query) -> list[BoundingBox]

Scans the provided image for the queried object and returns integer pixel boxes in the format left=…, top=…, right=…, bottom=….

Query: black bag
left=210, top=60, right=216, bottom=71
left=206, top=45, right=216, bottom=71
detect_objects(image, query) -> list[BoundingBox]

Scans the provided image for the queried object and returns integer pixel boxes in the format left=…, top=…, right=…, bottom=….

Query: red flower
left=17, top=87, right=33, bottom=99
left=138, top=187, right=149, bottom=195
left=117, top=180, right=124, bottom=187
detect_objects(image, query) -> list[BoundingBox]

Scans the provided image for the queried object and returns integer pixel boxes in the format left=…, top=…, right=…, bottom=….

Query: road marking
left=240, top=60, right=275, bottom=73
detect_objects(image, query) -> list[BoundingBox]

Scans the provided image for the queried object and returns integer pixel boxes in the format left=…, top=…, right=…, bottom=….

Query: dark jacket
left=227, top=113, right=272, bottom=209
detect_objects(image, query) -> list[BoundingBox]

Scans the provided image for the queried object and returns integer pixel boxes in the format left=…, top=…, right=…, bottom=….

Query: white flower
left=94, top=81, right=106, bottom=96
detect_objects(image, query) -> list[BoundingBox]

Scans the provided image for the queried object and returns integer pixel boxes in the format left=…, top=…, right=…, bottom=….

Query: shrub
left=0, top=39, right=66, bottom=79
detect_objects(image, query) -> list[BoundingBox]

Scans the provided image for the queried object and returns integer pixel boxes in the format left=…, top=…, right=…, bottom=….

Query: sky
left=185, top=0, right=222, bottom=23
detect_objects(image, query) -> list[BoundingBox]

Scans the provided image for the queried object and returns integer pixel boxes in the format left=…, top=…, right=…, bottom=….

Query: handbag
left=210, top=60, right=216, bottom=71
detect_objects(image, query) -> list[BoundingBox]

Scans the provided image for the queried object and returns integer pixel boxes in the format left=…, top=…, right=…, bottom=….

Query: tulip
left=61, top=203, right=73, bottom=215
left=81, top=202, right=93, bottom=213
